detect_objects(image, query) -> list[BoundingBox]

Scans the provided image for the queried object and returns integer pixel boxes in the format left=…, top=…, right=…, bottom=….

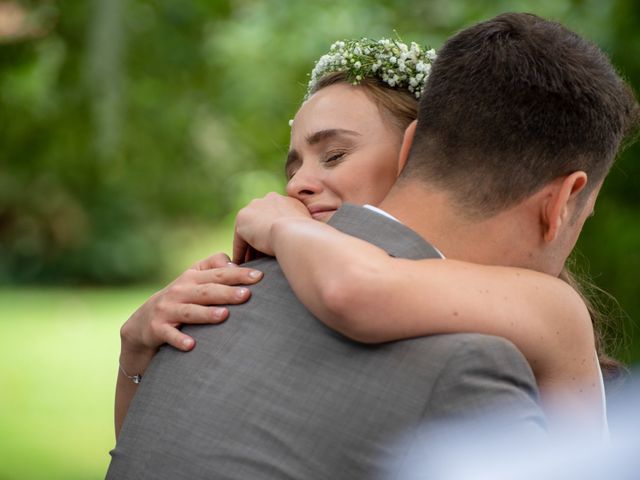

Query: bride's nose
left=286, top=165, right=323, bottom=200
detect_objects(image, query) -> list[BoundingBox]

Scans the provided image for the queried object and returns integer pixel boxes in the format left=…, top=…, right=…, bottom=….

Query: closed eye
left=324, top=151, right=346, bottom=164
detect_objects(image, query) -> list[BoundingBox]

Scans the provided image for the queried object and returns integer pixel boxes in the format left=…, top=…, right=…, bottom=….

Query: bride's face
left=286, top=83, right=404, bottom=221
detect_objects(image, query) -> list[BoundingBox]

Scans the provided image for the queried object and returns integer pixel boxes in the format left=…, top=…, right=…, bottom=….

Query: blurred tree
left=0, top=0, right=638, bottom=359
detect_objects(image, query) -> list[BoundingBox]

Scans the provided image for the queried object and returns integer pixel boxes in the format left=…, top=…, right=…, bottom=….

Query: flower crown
left=306, top=37, right=437, bottom=100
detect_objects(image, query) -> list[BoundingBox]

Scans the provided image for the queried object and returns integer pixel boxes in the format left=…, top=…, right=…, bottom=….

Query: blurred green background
left=0, top=0, right=638, bottom=478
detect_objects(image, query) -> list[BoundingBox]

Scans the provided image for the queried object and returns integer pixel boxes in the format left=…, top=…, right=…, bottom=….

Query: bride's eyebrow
left=306, top=128, right=361, bottom=146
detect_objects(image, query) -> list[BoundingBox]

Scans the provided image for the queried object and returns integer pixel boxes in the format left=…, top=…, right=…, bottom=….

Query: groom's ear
left=396, top=120, right=417, bottom=175
left=542, top=171, right=588, bottom=243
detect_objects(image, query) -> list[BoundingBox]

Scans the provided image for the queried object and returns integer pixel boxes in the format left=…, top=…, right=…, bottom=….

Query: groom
left=108, top=13, right=638, bottom=479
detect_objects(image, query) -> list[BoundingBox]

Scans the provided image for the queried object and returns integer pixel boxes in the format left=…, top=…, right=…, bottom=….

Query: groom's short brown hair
left=403, top=12, right=639, bottom=216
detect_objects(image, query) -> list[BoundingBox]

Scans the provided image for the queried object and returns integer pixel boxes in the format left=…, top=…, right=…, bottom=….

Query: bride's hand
left=120, top=252, right=263, bottom=359
left=233, top=192, right=311, bottom=263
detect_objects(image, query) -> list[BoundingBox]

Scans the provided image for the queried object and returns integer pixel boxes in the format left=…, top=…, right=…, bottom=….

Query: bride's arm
left=234, top=193, right=603, bottom=429
left=271, top=218, right=590, bottom=350
left=234, top=194, right=594, bottom=377
left=268, top=218, right=602, bottom=421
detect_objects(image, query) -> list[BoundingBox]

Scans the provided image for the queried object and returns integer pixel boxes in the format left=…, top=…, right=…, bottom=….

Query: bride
left=116, top=33, right=632, bottom=438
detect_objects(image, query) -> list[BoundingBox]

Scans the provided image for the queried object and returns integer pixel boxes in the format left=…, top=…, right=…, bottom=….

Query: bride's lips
left=307, top=205, right=337, bottom=220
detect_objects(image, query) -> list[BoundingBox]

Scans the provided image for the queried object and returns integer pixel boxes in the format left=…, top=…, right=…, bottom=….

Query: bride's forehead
left=298, top=84, right=379, bottom=118
left=292, top=86, right=386, bottom=136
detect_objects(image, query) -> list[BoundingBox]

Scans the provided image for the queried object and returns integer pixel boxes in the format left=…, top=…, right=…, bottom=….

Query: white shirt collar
left=363, top=204, right=400, bottom=222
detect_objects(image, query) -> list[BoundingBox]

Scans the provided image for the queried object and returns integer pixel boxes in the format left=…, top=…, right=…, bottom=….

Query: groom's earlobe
left=397, top=120, right=417, bottom=175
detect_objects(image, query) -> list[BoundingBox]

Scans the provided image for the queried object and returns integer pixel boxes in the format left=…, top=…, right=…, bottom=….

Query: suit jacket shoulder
left=328, top=203, right=442, bottom=260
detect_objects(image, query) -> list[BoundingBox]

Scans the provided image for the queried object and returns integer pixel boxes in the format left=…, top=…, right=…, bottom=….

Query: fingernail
left=248, top=270, right=262, bottom=279
left=213, top=307, right=227, bottom=319
left=226, top=261, right=238, bottom=267
left=236, top=287, right=249, bottom=299
left=182, top=338, right=194, bottom=348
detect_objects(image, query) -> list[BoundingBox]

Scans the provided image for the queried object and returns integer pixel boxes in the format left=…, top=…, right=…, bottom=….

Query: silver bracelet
left=119, top=363, right=143, bottom=384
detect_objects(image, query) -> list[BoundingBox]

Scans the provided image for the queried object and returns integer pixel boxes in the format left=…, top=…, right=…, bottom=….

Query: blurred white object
left=391, top=369, right=640, bottom=480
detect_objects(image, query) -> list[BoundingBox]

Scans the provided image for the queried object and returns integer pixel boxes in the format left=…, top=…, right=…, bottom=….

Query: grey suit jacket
left=107, top=204, right=546, bottom=479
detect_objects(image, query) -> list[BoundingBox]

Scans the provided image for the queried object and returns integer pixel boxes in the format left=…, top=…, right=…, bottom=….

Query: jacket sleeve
left=424, top=333, right=548, bottom=435
left=390, top=334, right=549, bottom=479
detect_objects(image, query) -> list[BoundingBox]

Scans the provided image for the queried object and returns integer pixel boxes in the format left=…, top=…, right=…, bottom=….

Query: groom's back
left=107, top=207, right=545, bottom=479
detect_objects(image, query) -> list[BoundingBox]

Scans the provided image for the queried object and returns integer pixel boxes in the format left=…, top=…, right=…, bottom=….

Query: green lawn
left=0, top=225, right=232, bottom=479
left=0, top=287, right=158, bottom=479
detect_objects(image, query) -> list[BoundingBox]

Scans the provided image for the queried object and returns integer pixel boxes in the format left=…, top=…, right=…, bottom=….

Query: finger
left=192, top=252, right=235, bottom=271
left=183, top=283, right=252, bottom=306
left=174, top=303, right=230, bottom=325
left=158, top=324, right=196, bottom=352
left=193, top=267, right=263, bottom=285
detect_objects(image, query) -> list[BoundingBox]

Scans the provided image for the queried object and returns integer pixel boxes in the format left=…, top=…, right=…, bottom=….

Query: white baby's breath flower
left=305, top=37, right=436, bottom=99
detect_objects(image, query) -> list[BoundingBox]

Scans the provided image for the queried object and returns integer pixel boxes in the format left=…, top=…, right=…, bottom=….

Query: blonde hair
left=559, top=266, right=626, bottom=384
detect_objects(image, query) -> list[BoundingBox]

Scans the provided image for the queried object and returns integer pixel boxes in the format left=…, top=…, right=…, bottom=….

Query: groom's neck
left=378, top=182, right=526, bottom=267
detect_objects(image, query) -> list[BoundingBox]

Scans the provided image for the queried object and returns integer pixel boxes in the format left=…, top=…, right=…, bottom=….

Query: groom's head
left=400, top=12, right=638, bottom=217
left=392, top=12, right=638, bottom=273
